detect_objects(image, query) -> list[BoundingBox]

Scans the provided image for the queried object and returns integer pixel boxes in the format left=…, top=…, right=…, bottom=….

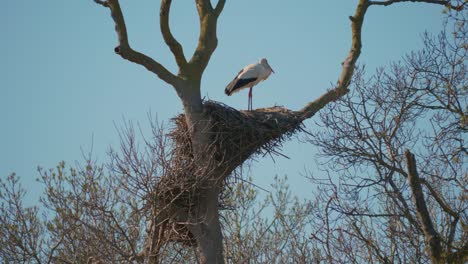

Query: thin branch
left=46, top=237, right=64, bottom=264
left=95, top=0, right=180, bottom=86
left=405, top=149, right=443, bottom=263
left=351, top=221, right=392, bottom=264
left=160, top=0, right=188, bottom=69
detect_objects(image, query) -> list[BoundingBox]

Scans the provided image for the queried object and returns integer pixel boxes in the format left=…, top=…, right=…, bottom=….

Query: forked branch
left=189, top=0, right=225, bottom=78
left=214, top=0, right=226, bottom=17
left=94, top=0, right=180, bottom=86
left=95, top=0, right=227, bottom=86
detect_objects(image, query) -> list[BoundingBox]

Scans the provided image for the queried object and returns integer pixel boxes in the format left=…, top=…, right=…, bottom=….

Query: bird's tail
left=225, top=79, right=237, bottom=96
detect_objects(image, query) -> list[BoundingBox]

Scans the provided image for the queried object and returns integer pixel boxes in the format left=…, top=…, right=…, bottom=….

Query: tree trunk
left=178, top=81, right=225, bottom=264
left=188, top=187, right=224, bottom=264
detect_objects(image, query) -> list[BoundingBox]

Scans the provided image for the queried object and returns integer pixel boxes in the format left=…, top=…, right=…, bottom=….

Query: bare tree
left=1, top=0, right=464, bottom=263
left=307, top=13, right=467, bottom=263
left=89, top=1, right=462, bottom=262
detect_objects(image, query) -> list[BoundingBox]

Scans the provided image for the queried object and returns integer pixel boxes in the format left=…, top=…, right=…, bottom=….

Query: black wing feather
left=225, top=78, right=257, bottom=95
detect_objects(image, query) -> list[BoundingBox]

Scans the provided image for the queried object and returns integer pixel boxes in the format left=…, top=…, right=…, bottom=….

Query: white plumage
left=225, top=58, right=274, bottom=110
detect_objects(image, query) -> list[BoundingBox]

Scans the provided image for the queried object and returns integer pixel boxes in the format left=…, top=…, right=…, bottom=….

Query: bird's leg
left=251, top=87, right=253, bottom=110
left=248, top=87, right=253, bottom=111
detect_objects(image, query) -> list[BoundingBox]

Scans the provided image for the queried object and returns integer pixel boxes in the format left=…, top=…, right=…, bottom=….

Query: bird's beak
left=271, top=68, right=275, bottom=74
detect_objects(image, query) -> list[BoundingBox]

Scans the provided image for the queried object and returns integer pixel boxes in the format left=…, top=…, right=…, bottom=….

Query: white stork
left=225, top=58, right=275, bottom=111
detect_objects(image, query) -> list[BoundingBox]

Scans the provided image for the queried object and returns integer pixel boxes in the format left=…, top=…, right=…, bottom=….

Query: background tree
left=307, top=13, right=467, bottom=263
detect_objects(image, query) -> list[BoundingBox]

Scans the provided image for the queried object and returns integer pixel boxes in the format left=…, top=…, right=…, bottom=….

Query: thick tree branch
left=93, top=0, right=109, bottom=7
left=298, top=0, right=370, bottom=120
left=160, top=0, right=188, bottom=70
left=95, top=0, right=180, bottom=86
left=188, top=0, right=221, bottom=78
left=195, top=0, right=213, bottom=15
left=405, top=150, right=443, bottom=263
left=297, top=0, right=462, bottom=120
left=369, top=0, right=462, bottom=9
left=214, top=0, right=226, bottom=17
left=419, top=178, right=458, bottom=218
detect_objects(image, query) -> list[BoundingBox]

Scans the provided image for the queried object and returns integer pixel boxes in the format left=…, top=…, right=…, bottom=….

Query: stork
left=225, top=58, right=275, bottom=111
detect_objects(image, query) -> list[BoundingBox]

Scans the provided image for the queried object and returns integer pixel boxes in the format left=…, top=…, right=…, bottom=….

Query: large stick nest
left=152, top=100, right=304, bottom=245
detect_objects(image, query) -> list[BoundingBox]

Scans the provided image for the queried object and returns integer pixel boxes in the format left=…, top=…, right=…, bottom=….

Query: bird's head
left=260, top=58, right=275, bottom=73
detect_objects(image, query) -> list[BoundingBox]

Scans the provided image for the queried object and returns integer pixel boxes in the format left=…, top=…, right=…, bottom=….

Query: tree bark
left=177, top=80, right=225, bottom=264
left=405, top=150, right=443, bottom=264
left=187, top=187, right=224, bottom=264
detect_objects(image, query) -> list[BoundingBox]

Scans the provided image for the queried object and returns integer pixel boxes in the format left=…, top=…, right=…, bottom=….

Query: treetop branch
left=214, top=0, right=226, bottom=17
left=195, top=0, right=213, bottom=16
left=93, top=0, right=109, bottom=7
left=369, top=0, right=463, bottom=9
left=94, top=0, right=180, bottom=86
left=296, top=0, right=462, bottom=120
left=297, top=0, right=369, bottom=120
left=188, top=0, right=221, bottom=78
left=160, top=0, right=188, bottom=70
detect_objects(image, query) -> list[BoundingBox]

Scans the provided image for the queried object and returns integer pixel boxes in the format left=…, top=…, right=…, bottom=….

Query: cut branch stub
left=405, top=150, right=443, bottom=263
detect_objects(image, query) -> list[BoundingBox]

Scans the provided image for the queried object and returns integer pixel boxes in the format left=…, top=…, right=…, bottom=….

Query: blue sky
left=1, top=1, right=446, bottom=203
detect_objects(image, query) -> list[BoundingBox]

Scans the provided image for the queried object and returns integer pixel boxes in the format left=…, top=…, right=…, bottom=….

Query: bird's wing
left=225, top=64, right=260, bottom=95
left=238, top=63, right=260, bottom=79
